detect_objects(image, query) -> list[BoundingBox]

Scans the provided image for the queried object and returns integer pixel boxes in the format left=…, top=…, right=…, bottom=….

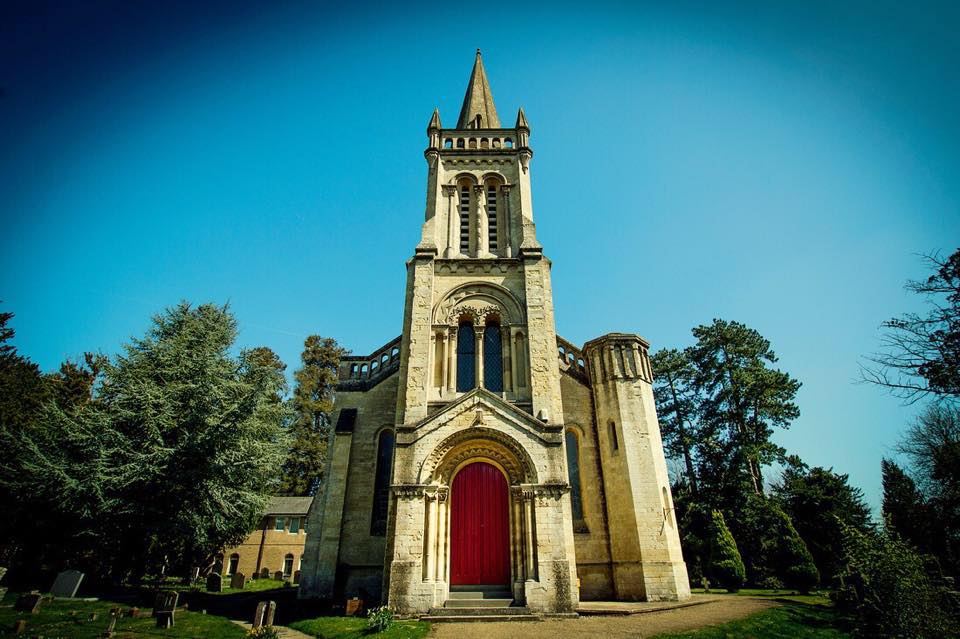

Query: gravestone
left=154, top=590, right=178, bottom=629
left=50, top=569, right=84, bottom=598
left=104, top=609, right=119, bottom=637
left=127, top=607, right=140, bottom=618
left=190, top=566, right=200, bottom=581
left=260, top=568, right=270, bottom=579
left=206, top=573, right=222, bottom=593
left=14, top=593, right=42, bottom=614
left=0, top=565, right=7, bottom=600
left=230, top=572, right=246, bottom=590
left=293, top=570, right=301, bottom=584
left=273, top=571, right=283, bottom=581
left=252, top=600, right=277, bottom=628
left=12, top=619, right=27, bottom=633
left=345, top=598, right=363, bottom=616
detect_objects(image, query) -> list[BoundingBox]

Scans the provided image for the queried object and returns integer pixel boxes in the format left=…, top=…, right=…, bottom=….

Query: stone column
left=436, top=489, right=448, bottom=582
left=510, top=327, right=519, bottom=392
left=501, top=324, right=512, bottom=396
left=443, top=185, right=457, bottom=258
left=424, top=492, right=437, bottom=581
left=523, top=491, right=536, bottom=581
left=439, top=331, right=448, bottom=397
left=475, top=327, right=484, bottom=389
left=474, top=185, right=488, bottom=257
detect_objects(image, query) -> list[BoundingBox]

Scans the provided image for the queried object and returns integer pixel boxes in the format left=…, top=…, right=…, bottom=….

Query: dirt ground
left=428, top=597, right=778, bottom=639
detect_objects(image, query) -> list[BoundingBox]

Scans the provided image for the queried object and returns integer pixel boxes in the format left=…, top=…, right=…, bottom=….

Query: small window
left=468, top=138, right=477, bottom=149
left=480, top=137, right=489, bottom=149
left=456, top=138, right=465, bottom=149
left=444, top=138, right=453, bottom=149
left=283, top=554, right=294, bottom=577
left=566, top=431, right=586, bottom=528
left=609, top=421, right=619, bottom=452
left=505, top=138, right=514, bottom=148
left=289, top=517, right=300, bottom=534
left=275, top=517, right=286, bottom=531
left=493, top=138, right=501, bottom=148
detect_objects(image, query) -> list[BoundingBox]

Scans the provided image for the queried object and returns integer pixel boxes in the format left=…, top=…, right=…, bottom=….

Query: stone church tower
left=299, top=52, right=690, bottom=614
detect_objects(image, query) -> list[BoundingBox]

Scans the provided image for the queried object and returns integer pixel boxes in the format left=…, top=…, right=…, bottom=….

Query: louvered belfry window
left=487, top=185, right=498, bottom=252
left=459, top=186, right=471, bottom=253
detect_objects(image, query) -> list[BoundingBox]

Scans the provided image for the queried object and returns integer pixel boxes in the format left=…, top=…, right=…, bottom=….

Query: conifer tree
left=651, top=348, right=700, bottom=495
left=280, top=335, right=348, bottom=496
left=708, top=510, right=746, bottom=592
left=773, top=507, right=820, bottom=593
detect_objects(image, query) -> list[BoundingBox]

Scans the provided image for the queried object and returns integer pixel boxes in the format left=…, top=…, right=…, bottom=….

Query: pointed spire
left=456, top=49, right=500, bottom=129
left=427, top=108, right=442, bottom=131
left=515, top=107, right=529, bottom=130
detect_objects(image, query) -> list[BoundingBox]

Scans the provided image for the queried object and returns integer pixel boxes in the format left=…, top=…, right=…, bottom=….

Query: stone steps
left=421, top=613, right=541, bottom=623
left=445, top=598, right=515, bottom=608
left=432, top=606, right=531, bottom=615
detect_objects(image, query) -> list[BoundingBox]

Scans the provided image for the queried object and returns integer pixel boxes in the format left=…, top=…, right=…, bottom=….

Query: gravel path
left=428, top=597, right=778, bottom=638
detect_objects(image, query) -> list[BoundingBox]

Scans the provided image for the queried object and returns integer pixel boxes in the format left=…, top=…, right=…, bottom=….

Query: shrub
left=366, top=605, right=394, bottom=633
left=837, top=521, right=958, bottom=637
left=708, top=510, right=746, bottom=592
left=773, top=508, right=819, bottom=593
left=248, top=627, right=281, bottom=639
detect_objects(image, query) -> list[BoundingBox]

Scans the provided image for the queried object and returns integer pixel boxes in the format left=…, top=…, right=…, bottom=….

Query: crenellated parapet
left=583, top=333, right=653, bottom=385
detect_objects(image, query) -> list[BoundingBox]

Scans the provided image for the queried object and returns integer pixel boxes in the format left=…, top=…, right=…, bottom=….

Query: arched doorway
left=450, top=461, right=510, bottom=585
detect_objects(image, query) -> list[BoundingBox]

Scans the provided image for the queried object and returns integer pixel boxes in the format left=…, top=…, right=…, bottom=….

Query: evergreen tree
left=708, top=510, right=746, bottom=592
left=773, top=506, right=820, bottom=593
left=688, top=320, right=800, bottom=500
left=881, top=459, right=930, bottom=556
left=280, top=335, right=348, bottom=496
left=651, top=348, right=701, bottom=495
left=773, top=465, right=873, bottom=584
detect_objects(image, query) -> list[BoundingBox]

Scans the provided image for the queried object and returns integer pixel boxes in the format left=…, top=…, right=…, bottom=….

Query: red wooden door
left=450, top=462, right=510, bottom=585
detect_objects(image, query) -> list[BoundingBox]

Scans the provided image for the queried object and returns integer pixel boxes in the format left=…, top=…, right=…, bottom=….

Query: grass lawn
left=0, top=592, right=247, bottom=638
left=212, top=578, right=290, bottom=595
left=289, top=616, right=431, bottom=639
left=691, top=587, right=833, bottom=606
left=653, top=601, right=852, bottom=638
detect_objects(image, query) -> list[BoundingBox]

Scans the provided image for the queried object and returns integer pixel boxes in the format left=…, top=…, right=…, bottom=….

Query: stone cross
left=252, top=600, right=277, bottom=628
left=50, top=569, right=84, bottom=598
left=230, top=572, right=246, bottom=590
left=206, top=573, right=222, bottom=592
left=154, top=590, right=178, bottom=629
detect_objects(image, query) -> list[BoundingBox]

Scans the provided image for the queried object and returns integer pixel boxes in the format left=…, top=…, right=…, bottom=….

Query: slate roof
left=265, top=496, right=313, bottom=516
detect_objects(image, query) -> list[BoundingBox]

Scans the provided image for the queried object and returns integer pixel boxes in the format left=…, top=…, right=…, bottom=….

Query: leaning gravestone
left=50, top=569, right=84, bottom=598
left=154, top=590, right=178, bottom=629
left=14, top=592, right=43, bottom=614
left=230, top=572, right=246, bottom=590
left=206, top=573, right=222, bottom=593
left=252, top=600, right=277, bottom=628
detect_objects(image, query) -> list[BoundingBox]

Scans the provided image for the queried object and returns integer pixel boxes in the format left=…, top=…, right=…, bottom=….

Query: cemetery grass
left=289, top=616, right=430, bottom=639
left=690, top=587, right=833, bottom=606
left=0, top=591, right=246, bottom=638
left=652, top=600, right=853, bottom=639
left=212, top=578, right=290, bottom=595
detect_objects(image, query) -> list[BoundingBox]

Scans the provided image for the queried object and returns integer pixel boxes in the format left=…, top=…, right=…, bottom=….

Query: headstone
left=127, top=607, right=140, bottom=618
left=87, top=612, right=98, bottom=621
left=345, top=598, right=363, bottom=616
left=230, top=572, right=246, bottom=590
left=190, top=566, right=200, bottom=581
left=14, top=593, right=42, bottom=614
left=273, top=571, right=283, bottom=581
left=104, top=610, right=118, bottom=637
left=50, top=569, right=84, bottom=598
left=293, top=570, right=301, bottom=584
left=154, top=590, right=178, bottom=629
left=206, top=573, right=222, bottom=593
left=252, top=600, right=277, bottom=628
left=12, top=619, right=27, bottom=634
left=260, top=568, right=270, bottom=579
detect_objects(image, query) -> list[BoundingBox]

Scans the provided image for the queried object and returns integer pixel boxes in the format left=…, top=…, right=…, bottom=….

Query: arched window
left=459, top=185, right=471, bottom=253
left=444, top=138, right=453, bottom=148
left=480, top=137, right=489, bottom=149
left=565, top=431, right=586, bottom=527
left=505, top=138, right=514, bottom=148
left=456, top=138, right=465, bottom=149
left=370, top=429, right=395, bottom=536
left=486, top=185, right=498, bottom=252
left=283, top=553, right=294, bottom=577
left=457, top=322, right=476, bottom=391
left=483, top=320, right=503, bottom=392
left=228, top=553, right=240, bottom=576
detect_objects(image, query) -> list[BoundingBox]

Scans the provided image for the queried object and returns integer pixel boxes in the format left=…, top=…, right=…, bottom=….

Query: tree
left=882, top=459, right=932, bottom=559
left=773, top=465, right=873, bottom=584
left=773, top=507, right=820, bottom=593
left=651, top=348, right=701, bottom=495
left=280, top=335, right=348, bottom=496
left=708, top=510, right=746, bottom=592
left=862, top=248, right=960, bottom=403
left=688, top=319, right=801, bottom=498
left=1, top=302, right=292, bottom=581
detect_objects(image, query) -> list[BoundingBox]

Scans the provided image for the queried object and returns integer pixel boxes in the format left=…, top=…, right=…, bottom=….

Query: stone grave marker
left=190, top=566, right=200, bottom=581
left=12, top=619, right=27, bottom=633
left=293, top=570, right=301, bottom=584
left=345, top=597, right=363, bottom=616
left=206, top=573, right=222, bottom=592
left=104, top=609, right=119, bottom=637
left=230, top=572, right=246, bottom=590
left=260, top=567, right=270, bottom=579
left=154, top=590, right=178, bottom=629
left=50, top=569, right=84, bottom=598
left=14, top=593, right=42, bottom=614
left=273, top=570, right=283, bottom=581
left=252, top=600, right=277, bottom=628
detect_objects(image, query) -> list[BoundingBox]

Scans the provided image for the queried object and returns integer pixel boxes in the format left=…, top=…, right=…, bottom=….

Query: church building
left=299, top=52, right=690, bottom=615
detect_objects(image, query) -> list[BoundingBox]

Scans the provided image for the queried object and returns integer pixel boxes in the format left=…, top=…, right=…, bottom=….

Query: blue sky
left=2, top=1, right=957, bottom=512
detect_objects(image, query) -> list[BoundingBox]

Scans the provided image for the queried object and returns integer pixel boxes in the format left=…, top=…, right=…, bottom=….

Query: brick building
left=219, top=496, right=312, bottom=581
left=299, top=52, right=690, bottom=614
